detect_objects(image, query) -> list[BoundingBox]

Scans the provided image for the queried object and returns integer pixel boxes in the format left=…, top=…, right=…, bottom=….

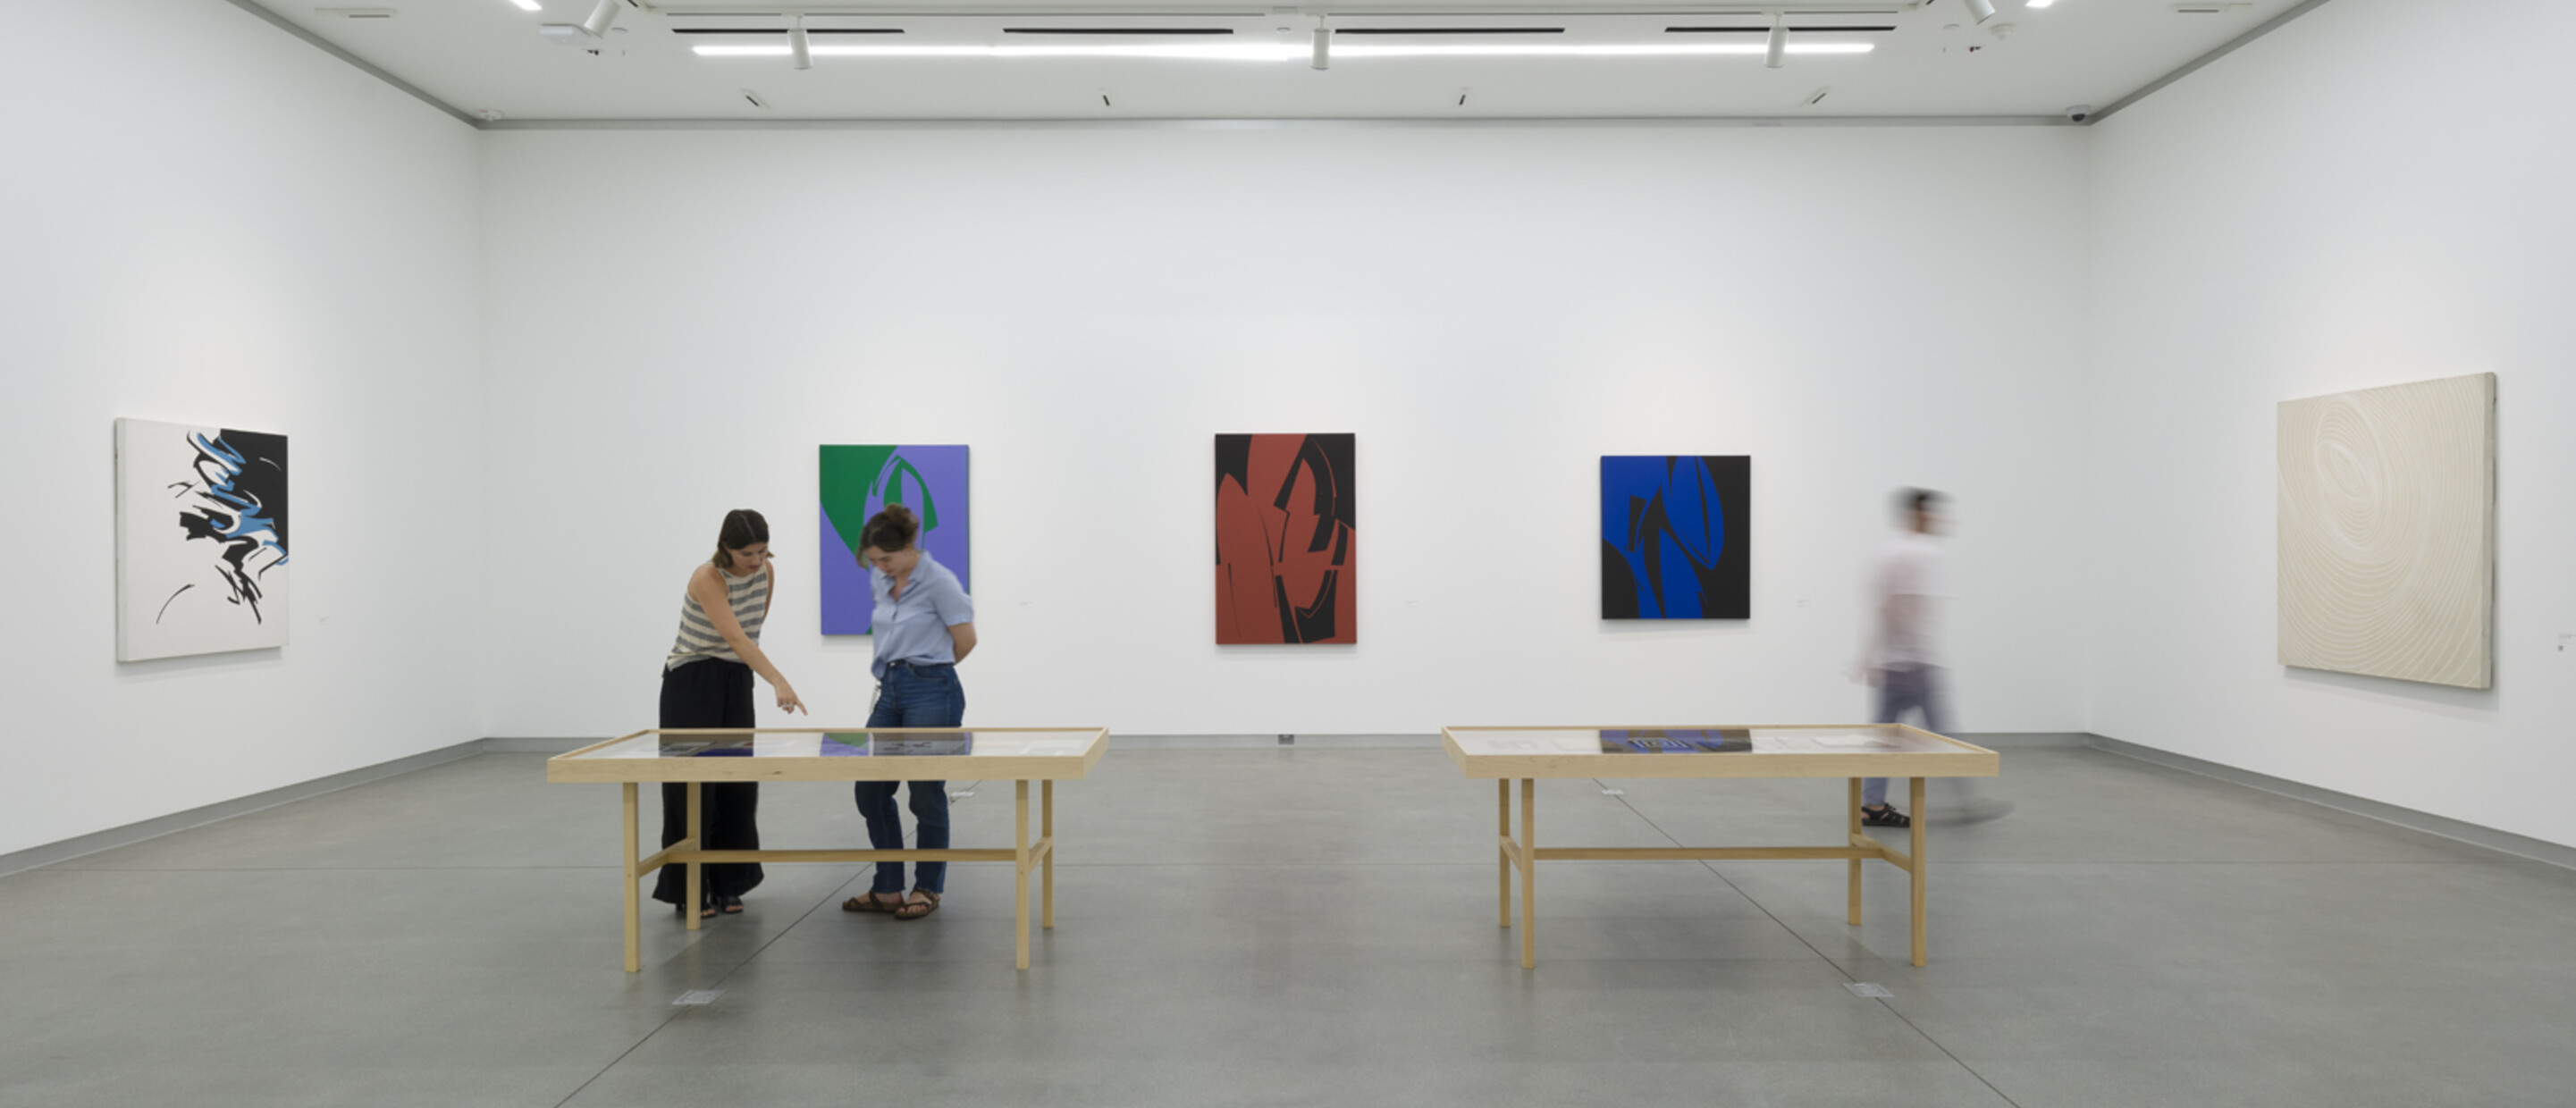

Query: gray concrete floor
left=5, top=746, right=2573, bottom=1107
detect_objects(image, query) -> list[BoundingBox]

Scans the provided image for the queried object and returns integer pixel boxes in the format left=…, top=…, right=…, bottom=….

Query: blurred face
left=725, top=542, right=770, bottom=573
left=862, top=545, right=920, bottom=575
left=1915, top=508, right=1945, bottom=536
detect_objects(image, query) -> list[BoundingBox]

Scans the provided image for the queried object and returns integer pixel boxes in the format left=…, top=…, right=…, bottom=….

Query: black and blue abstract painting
left=117, top=418, right=291, bottom=661
left=1601, top=455, right=1748, bottom=620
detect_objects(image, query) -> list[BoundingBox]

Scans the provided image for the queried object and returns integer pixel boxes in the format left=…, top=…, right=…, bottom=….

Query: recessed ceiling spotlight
left=538, top=0, right=619, bottom=46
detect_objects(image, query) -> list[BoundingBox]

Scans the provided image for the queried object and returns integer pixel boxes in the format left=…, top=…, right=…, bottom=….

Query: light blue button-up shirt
left=870, top=550, right=974, bottom=681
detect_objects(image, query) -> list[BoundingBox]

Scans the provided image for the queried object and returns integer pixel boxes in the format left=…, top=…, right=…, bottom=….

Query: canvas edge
left=114, top=418, right=139, bottom=662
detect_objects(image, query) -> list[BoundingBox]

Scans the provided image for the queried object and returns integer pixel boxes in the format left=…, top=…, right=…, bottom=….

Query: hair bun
left=859, top=503, right=923, bottom=553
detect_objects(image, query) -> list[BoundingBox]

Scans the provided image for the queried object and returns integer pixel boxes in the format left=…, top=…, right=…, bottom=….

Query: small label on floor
left=1843, top=982, right=1893, bottom=998
left=672, top=990, right=724, bottom=1006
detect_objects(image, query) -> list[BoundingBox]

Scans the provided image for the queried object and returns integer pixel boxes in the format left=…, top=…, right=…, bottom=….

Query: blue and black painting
left=1600, top=455, right=1748, bottom=620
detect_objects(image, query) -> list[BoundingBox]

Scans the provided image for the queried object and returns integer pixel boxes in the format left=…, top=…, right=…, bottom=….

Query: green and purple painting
left=820, top=445, right=969, bottom=634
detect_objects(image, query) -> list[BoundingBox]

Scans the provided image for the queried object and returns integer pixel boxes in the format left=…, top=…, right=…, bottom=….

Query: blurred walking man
left=1856, top=489, right=2009, bottom=826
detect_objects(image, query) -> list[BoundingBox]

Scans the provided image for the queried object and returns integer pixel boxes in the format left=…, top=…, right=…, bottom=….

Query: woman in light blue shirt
left=838, top=504, right=977, bottom=921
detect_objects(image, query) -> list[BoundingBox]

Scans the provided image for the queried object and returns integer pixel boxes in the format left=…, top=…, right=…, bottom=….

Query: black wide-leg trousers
left=652, top=659, right=764, bottom=905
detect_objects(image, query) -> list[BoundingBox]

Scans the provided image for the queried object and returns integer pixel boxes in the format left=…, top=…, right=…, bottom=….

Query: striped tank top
left=665, top=563, right=770, bottom=671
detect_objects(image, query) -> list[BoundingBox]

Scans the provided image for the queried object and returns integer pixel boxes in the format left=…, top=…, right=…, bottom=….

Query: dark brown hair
left=1895, top=488, right=1945, bottom=523
left=712, top=508, right=770, bottom=572
left=859, top=504, right=920, bottom=554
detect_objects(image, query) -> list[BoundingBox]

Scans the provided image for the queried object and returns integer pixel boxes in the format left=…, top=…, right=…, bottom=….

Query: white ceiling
left=251, top=0, right=2314, bottom=123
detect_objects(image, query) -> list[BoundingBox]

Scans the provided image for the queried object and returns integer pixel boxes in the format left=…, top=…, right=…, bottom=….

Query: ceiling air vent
left=1665, top=25, right=1895, bottom=33
left=1332, top=28, right=1565, bottom=35
left=1001, top=28, right=1234, bottom=35
left=673, top=28, right=903, bottom=35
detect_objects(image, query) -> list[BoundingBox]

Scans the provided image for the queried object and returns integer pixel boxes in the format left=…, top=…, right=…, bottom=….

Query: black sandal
left=674, top=895, right=717, bottom=919
left=893, top=890, right=941, bottom=920
left=717, top=894, right=744, bottom=914
left=1861, top=805, right=1911, bottom=827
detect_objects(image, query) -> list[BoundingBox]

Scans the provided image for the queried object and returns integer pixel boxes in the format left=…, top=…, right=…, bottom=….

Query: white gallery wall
left=0, top=2, right=486, bottom=857
left=2085, top=0, right=2576, bottom=848
left=25, top=0, right=2564, bottom=862
left=478, top=125, right=2094, bottom=738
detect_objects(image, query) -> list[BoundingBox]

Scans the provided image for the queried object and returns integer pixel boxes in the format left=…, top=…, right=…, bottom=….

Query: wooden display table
left=548, top=726, right=1107, bottom=971
left=1442, top=725, right=1999, bottom=969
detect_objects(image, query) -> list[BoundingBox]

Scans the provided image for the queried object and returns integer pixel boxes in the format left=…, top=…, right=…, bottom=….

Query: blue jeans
left=1865, top=665, right=1947, bottom=810
left=856, top=662, right=964, bottom=895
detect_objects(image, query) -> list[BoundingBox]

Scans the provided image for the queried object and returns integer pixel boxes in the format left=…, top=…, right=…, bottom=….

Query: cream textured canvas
left=2277, top=374, right=2495, bottom=688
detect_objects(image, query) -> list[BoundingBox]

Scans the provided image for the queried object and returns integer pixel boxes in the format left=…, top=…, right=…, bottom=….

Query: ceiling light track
left=644, top=4, right=1920, bottom=17
left=695, top=41, right=1875, bottom=58
left=672, top=27, right=905, bottom=33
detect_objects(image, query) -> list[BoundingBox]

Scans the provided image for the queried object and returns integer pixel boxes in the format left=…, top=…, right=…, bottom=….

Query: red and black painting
left=1216, top=433, right=1356, bottom=644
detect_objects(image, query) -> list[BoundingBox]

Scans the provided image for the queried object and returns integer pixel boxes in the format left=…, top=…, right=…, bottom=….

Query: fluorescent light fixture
left=691, top=42, right=1873, bottom=62
left=509, top=0, right=543, bottom=11
left=2025, top=0, right=2056, bottom=6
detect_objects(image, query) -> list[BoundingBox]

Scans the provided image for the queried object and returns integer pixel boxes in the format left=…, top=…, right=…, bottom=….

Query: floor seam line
left=551, top=871, right=871, bottom=1105
left=1599, top=782, right=2025, bottom=1107
left=1872, top=1001, right=2028, bottom=1108
left=1595, top=779, right=1856, bottom=970
left=547, top=1003, right=688, bottom=1107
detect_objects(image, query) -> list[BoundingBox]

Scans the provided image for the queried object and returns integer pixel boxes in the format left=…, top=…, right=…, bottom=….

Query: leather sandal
left=893, top=890, right=941, bottom=920
left=842, top=891, right=902, bottom=913
left=1861, top=805, right=1912, bottom=827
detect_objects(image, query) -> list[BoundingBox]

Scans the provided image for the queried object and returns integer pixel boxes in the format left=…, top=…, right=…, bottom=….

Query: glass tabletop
left=1446, top=726, right=1964, bottom=758
left=568, top=729, right=1099, bottom=760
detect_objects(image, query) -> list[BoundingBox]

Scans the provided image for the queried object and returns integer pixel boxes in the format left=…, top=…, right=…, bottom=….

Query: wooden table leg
left=622, top=783, right=641, bottom=974
left=1910, top=776, right=1928, bottom=968
left=1042, top=779, right=1055, bottom=931
left=1848, top=777, right=1864, bottom=927
left=685, top=782, right=703, bottom=932
left=1014, top=779, right=1031, bottom=970
left=1498, top=779, right=1512, bottom=928
left=1520, top=777, right=1536, bottom=970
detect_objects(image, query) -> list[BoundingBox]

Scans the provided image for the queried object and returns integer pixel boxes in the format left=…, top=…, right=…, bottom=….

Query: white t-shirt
left=1875, top=532, right=1944, bottom=668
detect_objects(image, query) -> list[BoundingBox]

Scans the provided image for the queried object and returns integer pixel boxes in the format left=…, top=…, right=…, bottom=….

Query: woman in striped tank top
left=655, top=508, right=807, bottom=919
